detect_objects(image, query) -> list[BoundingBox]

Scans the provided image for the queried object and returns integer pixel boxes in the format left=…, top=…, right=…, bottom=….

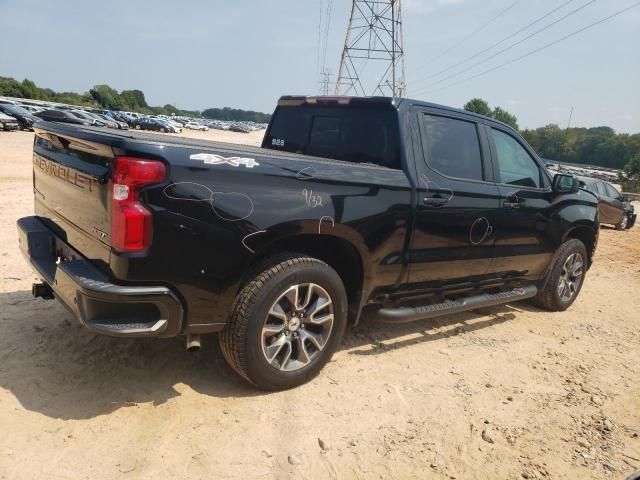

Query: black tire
left=161, top=127, right=167, bottom=133
left=220, top=254, right=347, bottom=390
left=531, top=239, right=587, bottom=311
left=134, top=124, right=141, bottom=130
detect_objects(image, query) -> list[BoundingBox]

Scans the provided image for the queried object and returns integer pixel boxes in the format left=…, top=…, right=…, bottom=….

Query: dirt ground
left=0, top=129, right=638, bottom=480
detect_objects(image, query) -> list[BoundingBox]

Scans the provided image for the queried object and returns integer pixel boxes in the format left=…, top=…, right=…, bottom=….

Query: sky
left=0, top=0, right=639, bottom=133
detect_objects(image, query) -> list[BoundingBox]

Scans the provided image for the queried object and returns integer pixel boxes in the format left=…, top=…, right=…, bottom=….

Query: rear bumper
left=17, top=216, right=184, bottom=338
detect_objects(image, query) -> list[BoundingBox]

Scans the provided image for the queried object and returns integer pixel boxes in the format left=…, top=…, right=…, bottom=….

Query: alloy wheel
left=557, top=252, right=584, bottom=302
left=261, top=283, right=334, bottom=372
left=620, top=216, right=628, bottom=229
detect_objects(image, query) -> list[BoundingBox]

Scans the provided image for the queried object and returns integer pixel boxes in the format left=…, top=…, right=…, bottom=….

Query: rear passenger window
left=595, top=182, right=607, bottom=196
left=421, top=115, right=484, bottom=181
left=491, top=129, right=541, bottom=188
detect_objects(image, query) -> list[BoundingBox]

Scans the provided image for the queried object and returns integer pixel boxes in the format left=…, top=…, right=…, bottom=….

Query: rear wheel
left=134, top=124, right=141, bottom=130
left=220, top=254, right=347, bottom=390
left=161, top=127, right=167, bottom=133
left=531, top=239, right=587, bottom=311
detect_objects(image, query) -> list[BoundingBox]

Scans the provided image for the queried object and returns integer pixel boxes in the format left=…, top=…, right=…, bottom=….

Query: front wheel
left=220, top=254, right=347, bottom=390
left=616, top=215, right=629, bottom=230
left=134, top=124, right=141, bottom=130
left=531, top=239, right=587, bottom=311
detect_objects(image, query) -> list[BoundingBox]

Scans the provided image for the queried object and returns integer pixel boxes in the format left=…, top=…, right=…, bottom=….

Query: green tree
left=620, top=153, right=640, bottom=193
left=491, top=106, right=519, bottom=130
left=463, top=98, right=519, bottom=129
left=89, top=85, right=123, bottom=110
left=463, top=98, right=492, bottom=117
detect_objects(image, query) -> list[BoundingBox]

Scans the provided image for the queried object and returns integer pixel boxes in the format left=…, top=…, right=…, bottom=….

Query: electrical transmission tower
left=319, top=69, right=333, bottom=96
left=335, top=0, right=406, bottom=97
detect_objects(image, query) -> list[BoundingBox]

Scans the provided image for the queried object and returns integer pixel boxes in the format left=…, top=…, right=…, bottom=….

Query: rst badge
left=190, top=153, right=260, bottom=169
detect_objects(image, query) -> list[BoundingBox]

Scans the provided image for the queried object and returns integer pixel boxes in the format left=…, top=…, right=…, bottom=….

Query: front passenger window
left=604, top=183, right=620, bottom=199
left=491, top=129, right=541, bottom=188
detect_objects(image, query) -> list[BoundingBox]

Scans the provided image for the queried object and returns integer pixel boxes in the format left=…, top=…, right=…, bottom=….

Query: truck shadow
left=344, top=304, right=522, bottom=356
left=0, top=290, right=260, bottom=420
left=0, top=290, right=531, bottom=420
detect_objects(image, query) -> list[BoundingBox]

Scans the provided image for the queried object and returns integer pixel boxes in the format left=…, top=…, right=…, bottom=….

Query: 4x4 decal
left=190, top=153, right=260, bottom=169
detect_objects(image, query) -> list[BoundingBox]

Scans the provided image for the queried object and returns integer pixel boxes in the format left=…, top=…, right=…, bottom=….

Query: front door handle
left=423, top=196, right=449, bottom=207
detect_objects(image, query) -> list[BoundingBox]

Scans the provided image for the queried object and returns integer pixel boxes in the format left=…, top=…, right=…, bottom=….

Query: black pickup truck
left=18, top=96, right=599, bottom=389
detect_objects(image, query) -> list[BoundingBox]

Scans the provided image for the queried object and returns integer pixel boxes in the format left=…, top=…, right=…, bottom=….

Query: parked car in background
left=34, top=109, right=91, bottom=125
left=579, top=176, right=636, bottom=230
left=184, top=122, right=208, bottom=131
left=96, top=114, right=129, bottom=130
left=110, top=111, right=135, bottom=125
left=0, top=112, right=20, bottom=131
left=229, top=122, right=252, bottom=133
left=17, top=104, right=44, bottom=114
left=166, top=120, right=183, bottom=133
left=131, top=117, right=172, bottom=132
left=69, top=110, right=105, bottom=127
left=83, top=112, right=119, bottom=128
left=0, top=104, right=38, bottom=130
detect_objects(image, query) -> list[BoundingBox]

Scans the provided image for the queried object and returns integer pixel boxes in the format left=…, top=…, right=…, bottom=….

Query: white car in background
left=185, top=122, right=209, bottom=131
left=166, top=120, right=183, bottom=133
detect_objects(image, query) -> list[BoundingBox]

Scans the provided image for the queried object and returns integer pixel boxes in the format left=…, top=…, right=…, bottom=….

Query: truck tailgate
left=32, top=127, right=115, bottom=263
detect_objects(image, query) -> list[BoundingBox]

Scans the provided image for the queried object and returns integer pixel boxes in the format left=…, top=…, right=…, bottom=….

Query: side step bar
left=376, top=285, right=538, bottom=323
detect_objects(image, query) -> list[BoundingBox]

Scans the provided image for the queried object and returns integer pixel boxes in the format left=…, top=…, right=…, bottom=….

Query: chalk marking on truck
left=296, top=167, right=318, bottom=180
left=211, top=191, right=254, bottom=222
left=241, top=230, right=268, bottom=254
left=163, top=182, right=214, bottom=202
left=419, top=174, right=454, bottom=202
left=303, top=189, right=324, bottom=208
left=163, top=181, right=254, bottom=222
left=469, top=217, right=493, bottom=246
left=318, top=216, right=335, bottom=234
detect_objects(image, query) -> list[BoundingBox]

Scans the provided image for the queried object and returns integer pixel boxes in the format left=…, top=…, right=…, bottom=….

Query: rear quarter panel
left=112, top=142, right=412, bottom=331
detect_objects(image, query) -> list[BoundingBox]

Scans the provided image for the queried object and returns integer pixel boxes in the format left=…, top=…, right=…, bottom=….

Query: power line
left=411, top=0, right=577, bottom=84
left=413, top=1, right=640, bottom=96
left=316, top=0, right=324, bottom=82
left=412, top=0, right=597, bottom=92
left=414, top=0, right=524, bottom=75
left=321, top=0, right=335, bottom=74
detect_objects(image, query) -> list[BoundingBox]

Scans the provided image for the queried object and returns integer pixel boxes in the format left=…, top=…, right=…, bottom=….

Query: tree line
left=463, top=98, right=640, bottom=191
left=0, top=76, right=270, bottom=122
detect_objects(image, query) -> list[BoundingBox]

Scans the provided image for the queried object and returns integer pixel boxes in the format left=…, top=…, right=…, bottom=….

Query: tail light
left=111, top=157, right=166, bottom=252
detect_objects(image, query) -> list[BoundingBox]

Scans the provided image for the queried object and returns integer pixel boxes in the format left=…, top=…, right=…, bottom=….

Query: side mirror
left=553, top=174, right=579, bottom=194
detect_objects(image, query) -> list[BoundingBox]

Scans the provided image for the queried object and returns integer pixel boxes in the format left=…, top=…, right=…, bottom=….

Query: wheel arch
left=563, top=225, right=598, bottom=269
left=249, top=233, right=367, bottom=324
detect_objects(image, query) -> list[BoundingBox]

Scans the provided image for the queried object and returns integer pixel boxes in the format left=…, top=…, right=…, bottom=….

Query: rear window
left=264, top=106, right=401, bottom=169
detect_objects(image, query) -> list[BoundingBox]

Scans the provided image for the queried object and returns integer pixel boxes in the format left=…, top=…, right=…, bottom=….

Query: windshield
left=264, top=105, right=401, bottom=169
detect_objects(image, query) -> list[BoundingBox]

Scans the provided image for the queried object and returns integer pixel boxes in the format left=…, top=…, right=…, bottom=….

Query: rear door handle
left=503, top=195, right=522, bottom=209
left=423, top=196, right=449, bottom=207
